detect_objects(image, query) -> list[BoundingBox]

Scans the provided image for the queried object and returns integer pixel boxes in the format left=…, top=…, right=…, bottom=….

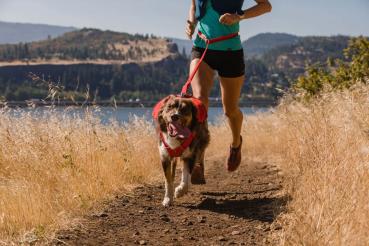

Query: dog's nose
left=171, top=114, right=180, bottom=122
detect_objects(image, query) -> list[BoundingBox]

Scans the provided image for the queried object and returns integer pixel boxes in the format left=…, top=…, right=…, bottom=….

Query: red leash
left=180, top=31, right=239, bottom=96
left=153, top=31, right=239, bottom=158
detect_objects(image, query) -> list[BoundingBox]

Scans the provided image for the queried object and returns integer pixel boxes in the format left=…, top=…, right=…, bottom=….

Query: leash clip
left=180, top=92, right=193, bottom=98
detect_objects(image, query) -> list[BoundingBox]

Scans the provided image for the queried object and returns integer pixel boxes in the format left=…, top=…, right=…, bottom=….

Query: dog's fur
left=156, top=95, right=210, bottom=206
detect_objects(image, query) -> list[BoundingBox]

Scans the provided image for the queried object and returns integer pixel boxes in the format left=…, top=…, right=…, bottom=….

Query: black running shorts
left=191, top=46, right=245, bottom=78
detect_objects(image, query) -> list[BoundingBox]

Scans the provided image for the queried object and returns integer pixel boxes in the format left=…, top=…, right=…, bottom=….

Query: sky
left=0, top=0, right=368, bottom=40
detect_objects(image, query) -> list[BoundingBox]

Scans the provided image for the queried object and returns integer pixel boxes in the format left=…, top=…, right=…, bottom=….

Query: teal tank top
left=194, top=0, right=242, bottom=51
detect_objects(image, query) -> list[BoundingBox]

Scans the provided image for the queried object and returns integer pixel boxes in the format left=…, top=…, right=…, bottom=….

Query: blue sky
left=0, top=0, right=368, bottom=40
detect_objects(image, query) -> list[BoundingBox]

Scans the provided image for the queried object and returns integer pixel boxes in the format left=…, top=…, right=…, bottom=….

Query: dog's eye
left=179, top=104, right=190, bottom=113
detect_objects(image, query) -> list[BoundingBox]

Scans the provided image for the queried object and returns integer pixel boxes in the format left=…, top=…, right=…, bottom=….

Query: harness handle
left=180, top=31, right=239, bottom=97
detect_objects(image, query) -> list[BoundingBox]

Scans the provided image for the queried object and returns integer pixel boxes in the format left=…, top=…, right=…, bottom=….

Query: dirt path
left=53, top=156, right=286, bottom=245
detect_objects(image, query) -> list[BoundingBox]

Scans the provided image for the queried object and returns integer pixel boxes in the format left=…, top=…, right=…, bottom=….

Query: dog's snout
left=171, top=114, right=180, bottom=122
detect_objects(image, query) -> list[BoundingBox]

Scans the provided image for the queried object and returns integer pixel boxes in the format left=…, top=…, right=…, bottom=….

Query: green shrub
left=294, top=37, right=369, bottom=99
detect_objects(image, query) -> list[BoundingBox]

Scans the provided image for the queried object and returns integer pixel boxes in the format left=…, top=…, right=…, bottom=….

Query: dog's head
left=156, top=95, right=197, bottom=139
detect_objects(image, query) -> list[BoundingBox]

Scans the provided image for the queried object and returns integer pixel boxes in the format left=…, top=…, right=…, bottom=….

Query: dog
left=153, top=95, right=210, bottom=207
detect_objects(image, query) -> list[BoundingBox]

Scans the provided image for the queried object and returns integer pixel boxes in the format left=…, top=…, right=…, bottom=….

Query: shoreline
left=2, top=99, right=277, bottom=108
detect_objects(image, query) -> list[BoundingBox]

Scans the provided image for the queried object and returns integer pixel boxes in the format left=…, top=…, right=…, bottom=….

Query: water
left=6, top=106, right=270, bottom=124
left=101, top=107, right=270, bottom=123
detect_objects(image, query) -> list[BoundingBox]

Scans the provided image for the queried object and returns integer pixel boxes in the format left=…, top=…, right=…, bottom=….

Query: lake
left=6, top=107, right=270, bottom=124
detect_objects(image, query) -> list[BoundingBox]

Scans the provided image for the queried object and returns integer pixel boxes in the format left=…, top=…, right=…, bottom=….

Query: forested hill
left=0, top=28, right=356, bottom=103
left=242, top=33, right=299, bottom=58
left=259, top=35, right=351, bottom=79
left=242, top=35, right=351, bottom=98
left=0, top=28, right=178, bottom=64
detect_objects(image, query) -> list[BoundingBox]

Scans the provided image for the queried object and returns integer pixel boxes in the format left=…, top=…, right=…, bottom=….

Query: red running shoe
left=226, top=136, right=242, bottom=172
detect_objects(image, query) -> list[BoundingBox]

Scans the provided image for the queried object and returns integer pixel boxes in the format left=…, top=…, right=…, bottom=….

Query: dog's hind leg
left=162, top=159, right=175, bottom=207
left=175, top=159, right=191, bottom=198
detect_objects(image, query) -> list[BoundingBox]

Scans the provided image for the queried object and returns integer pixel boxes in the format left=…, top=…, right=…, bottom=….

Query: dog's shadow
left=181, top=192, right=289, bottom=222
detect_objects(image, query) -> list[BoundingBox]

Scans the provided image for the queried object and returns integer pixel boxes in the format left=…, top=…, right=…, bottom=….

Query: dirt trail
left=53, top=156, right=286, bottom=245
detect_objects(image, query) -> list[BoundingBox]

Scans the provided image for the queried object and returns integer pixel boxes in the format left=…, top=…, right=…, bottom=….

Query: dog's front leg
left=175, top=158, right=191, bottom=198
left=162, top=158, right=175, bottom=207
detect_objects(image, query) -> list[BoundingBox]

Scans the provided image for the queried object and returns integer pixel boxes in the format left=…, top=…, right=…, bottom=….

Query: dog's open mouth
left=168, top=121, right=191, bottom=139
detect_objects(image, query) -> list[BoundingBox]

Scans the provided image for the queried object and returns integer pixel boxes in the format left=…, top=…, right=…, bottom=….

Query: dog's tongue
left=168, top=121, right=191, bottom=139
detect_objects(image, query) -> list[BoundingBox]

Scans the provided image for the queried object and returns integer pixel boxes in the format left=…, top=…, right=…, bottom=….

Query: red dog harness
left=160, top=132, right=196, bottom=157
left=153, top=31, right=239, bottom=157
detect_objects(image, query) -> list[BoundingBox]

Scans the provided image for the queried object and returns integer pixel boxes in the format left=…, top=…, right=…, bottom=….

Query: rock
left=139, top=240, right=147, bottom=245
left=229, top=215, right=236, bottom=219
left=161, top=217, right=170, bottom=222
left=197, top=216, right=206, bottom=223
left=138, top=210, right=144, bottom=214
left=218, top=236, right=227, bottom=241
left=163, top=229, right=170, bottom=233
left=133, top=231, right=140, bottom=236
left=231, top=230, right=241, bottom=235
left=187, top=221, right=193, bottom=226
left=98, top=212, right=108, bottom=218
left=160, top=214, right=170, bottom=222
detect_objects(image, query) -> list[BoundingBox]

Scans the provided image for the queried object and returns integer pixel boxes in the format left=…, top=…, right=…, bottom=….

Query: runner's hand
left=186, top=20, right=196, bottom=39
left=219, top=13, right=241, bottom=25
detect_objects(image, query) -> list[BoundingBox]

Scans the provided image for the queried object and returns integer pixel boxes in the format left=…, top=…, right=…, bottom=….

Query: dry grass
left=243, top=85, right=369, bottom=245
left=0, top=108, right=161, bottom=244
left=1, top=85, right=368, bottom=245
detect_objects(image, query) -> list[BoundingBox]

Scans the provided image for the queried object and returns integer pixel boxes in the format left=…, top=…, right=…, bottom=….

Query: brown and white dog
left=154, top=95, right=210, bottom=207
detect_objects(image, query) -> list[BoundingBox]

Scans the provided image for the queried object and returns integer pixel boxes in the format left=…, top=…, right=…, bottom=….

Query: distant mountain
left=242, top=33, right=300, bottom=58
left=0, top=21, right=77, bottom=44
left=0, top=28, right=178, bottom=64
left=170, top=38, right=193, bottom=57
left=171, top=33, right=300, bottom=59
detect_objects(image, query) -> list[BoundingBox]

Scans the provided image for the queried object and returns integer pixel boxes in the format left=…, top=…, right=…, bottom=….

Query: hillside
left=0, top=21, right=76, bottom=44
left=0, top=28, right=355, bottom=102
left=261, top=35, right=351, bottom=79
left=242, top=33, right=299, bottom=58
left=0, top=28, right=177, bottom=65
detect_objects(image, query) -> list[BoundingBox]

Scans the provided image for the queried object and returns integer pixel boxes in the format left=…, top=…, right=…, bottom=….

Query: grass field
left=243, top=85, right=369, bottom=245
left=1, top=85, right=368, bottom=244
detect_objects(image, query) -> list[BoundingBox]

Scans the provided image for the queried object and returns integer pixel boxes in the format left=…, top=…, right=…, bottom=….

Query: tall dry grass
left=0, top=108, right=161, bottom=244
left=243, top=85, right=369, bottom=245
left=1, top=85, right=368, bottom=245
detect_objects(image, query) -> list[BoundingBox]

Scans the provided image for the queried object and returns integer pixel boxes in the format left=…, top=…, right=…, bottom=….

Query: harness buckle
left=180, top=92, right=193, bottom=98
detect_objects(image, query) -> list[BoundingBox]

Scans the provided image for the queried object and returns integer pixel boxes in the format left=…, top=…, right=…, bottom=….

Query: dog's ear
left=190, top=98, right=207, bottom=126
left=153, top=95, right=173, bottom=132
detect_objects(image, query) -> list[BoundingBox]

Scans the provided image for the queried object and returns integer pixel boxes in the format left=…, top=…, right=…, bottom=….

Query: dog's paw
left=175, top=185, right=188, bottom=198
left=162, top=197, right=173, bottom=207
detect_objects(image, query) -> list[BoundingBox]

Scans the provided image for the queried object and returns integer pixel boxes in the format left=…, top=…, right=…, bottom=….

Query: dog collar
left=160, top=131, right=196, bottom=157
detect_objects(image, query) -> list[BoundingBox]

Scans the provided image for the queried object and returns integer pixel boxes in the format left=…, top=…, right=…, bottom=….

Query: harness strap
left=180, top=31, right=239, bottom=96
left=160, top=131, right=196, bottom=157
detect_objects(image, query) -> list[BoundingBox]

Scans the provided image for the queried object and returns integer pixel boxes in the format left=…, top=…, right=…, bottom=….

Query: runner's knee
left=224, top=107, right=242, bottom=119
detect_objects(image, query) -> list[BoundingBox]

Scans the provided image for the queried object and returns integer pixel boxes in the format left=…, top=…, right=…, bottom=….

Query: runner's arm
left=240, top=0, right=272, bottom=20
left=219, top=0, right=272, bottom=25
left=186, top=0, right=198, bottom=39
